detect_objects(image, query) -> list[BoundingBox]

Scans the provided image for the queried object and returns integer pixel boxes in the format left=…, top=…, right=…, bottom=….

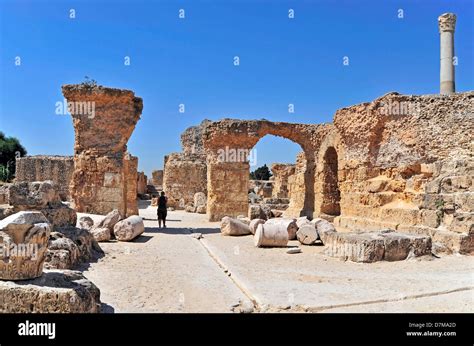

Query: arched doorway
left=202, top=120, right=320, bottom=221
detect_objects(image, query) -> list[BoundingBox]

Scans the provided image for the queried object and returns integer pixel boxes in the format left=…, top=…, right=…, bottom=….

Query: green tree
left=0, top=132, right=27, bottom=181
left=250, top=164, right=272, bottom=180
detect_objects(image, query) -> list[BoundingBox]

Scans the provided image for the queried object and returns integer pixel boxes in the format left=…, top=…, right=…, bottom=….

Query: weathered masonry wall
left=137, top=172, right=147, bottom=195
left=271, top=163, right=295, bottom=198
left=202, top=119, right=331, bottom=221
left=15, top=155, right=74, bottom=201
left=124, top=154, right=138, bottom=216
left=62, top=84, right=142, bottom=217
left=163, top=153, right=207, bottom=209
left=162, top=120, right=209, bottom=209
left=322, top=92, right=474, bottom=253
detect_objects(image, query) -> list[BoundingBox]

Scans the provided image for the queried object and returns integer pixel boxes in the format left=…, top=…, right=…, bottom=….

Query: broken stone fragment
left=45, top=227, right=104, bottom=269
left=220, top=216, right=251, bottom=236
left=312, top=218, right=337, bottom=244
left=0, top=269, right=101, bottom=313
left=265, top=218, right=298, bottom=240
left=193, top=192, right=207, bottom=208
left=185, top=205, right=196, bottom=213
left=296, top=224, right=319, bottom=245
left=196, top=205, right=207, bottom=214
left=237, top=215, right=251, bottom=225
left=113, top=215, right=145, bottom=241
left=249, top=218, right=265, bottom=235
left=323, top=230, right=432, bottom=263
left=296, top=216, right=311, bottom=228
left=0, top=211, right=51, bottom=280
left=96, top=209, right=122, bottom=234
left=90, top=227, right=111, bottom=242
left=254, top=223, right=288, bottom=248
left=78, top=216, right=94, bottom=230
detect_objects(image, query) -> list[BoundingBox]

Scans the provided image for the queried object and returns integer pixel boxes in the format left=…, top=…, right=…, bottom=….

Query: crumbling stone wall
left=151, top=170, right=163, bottom=187
left=62, top=84, right=142, bottom=217
left=137, top=172, right=147, bottom=195
left=181, top=119, right=212, bottom=154
left=163, top=153, right=207, bottom=209
left=318, top=92, right=474, bottom=253
left=286, top=152, right=307, bottom=217
left=15, top=156, right=74, bottom=201
left=124, top=154, right=138, bottom=216
left=162, top=120, right=210, bottom=209
left=271, top=163, right=295, bottom=198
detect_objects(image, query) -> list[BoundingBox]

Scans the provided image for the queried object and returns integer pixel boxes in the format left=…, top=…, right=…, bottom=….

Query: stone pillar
left=438, top=13, right=456, bottom=94
left=62, top=84, right=143, bottom=216
left=207, top=154, right=249, bottom=222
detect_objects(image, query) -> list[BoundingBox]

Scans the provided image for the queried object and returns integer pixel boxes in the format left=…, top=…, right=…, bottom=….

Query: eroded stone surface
left=0, top=211, right=51, bottom=280
left=0, top=270, right=101, bottom=313
left=113, top=215, right=145, bottom=241
left=62, top=84, right=142, bottom=217
left=323, top=230, right=432, bottom=263
left=45, top=227, right=104, bottom=269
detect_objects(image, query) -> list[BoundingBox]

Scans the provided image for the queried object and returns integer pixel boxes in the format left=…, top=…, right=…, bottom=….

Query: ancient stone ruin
left=62, top=84, right=143, bottom=217
left=200, top=91, right=473, bottom=255
left=15, top=155, right=74, bottom=201
left=162, top=120, right=209, bottom=209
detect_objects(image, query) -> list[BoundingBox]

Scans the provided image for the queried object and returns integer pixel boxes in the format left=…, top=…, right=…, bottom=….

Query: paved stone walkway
left=82, top=204, right=474, bottom=313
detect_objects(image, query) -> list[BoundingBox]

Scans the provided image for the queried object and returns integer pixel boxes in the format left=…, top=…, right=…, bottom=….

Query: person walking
left=157, top=191, right=168, bottom=228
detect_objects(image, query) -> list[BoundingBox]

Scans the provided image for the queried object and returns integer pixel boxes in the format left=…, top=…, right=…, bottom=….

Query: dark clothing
left=158, top=196, right=167, bottom=210
left=157, top=196, right=167, bottom=221
left=157, top=209, right=167, bottom=221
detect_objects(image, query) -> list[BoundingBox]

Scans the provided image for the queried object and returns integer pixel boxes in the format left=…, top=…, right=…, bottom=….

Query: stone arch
left=315, top=130, right=345, bottom=219
left=202, top=120, right=320, bottom=221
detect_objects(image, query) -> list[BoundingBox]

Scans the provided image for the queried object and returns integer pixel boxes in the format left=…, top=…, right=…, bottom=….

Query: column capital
left=438, top=13, right=456, bottom=33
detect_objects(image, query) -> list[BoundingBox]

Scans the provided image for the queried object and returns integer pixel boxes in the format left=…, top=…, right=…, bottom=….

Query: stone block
left=0, top=270, right=100, bottom=313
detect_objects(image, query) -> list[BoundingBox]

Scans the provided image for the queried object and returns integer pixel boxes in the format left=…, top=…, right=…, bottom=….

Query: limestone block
left=7, top=181, right=59, bottom=210
left=323, top=232, right=385, bottom=263
left=0, top=211, right=51, bottom=280
left=113, top=215, right=145, bottom=241
left=324, top=230, right=432, bottom=262
left=0, top=270, right=101, bottom=313
left=90, top=228, right=111, bottom=242
left=420, top=209, right=441, bottom=228
left=449, top=213, right=474, bottom=234
left=220, top=217, right=251, bottom=236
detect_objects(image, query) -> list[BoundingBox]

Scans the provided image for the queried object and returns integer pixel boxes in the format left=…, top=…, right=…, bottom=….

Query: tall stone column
left=62, top=84, right=142, bottom=217
left=438, top=13, right=456, bottom=94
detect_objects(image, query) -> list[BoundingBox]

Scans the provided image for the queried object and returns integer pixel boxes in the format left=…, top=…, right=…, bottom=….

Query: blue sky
left=0, top=0, right=473, bottom=176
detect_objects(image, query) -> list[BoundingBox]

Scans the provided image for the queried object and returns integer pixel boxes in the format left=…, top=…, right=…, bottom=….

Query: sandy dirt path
left=82, top=205, right=252, bottom=313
